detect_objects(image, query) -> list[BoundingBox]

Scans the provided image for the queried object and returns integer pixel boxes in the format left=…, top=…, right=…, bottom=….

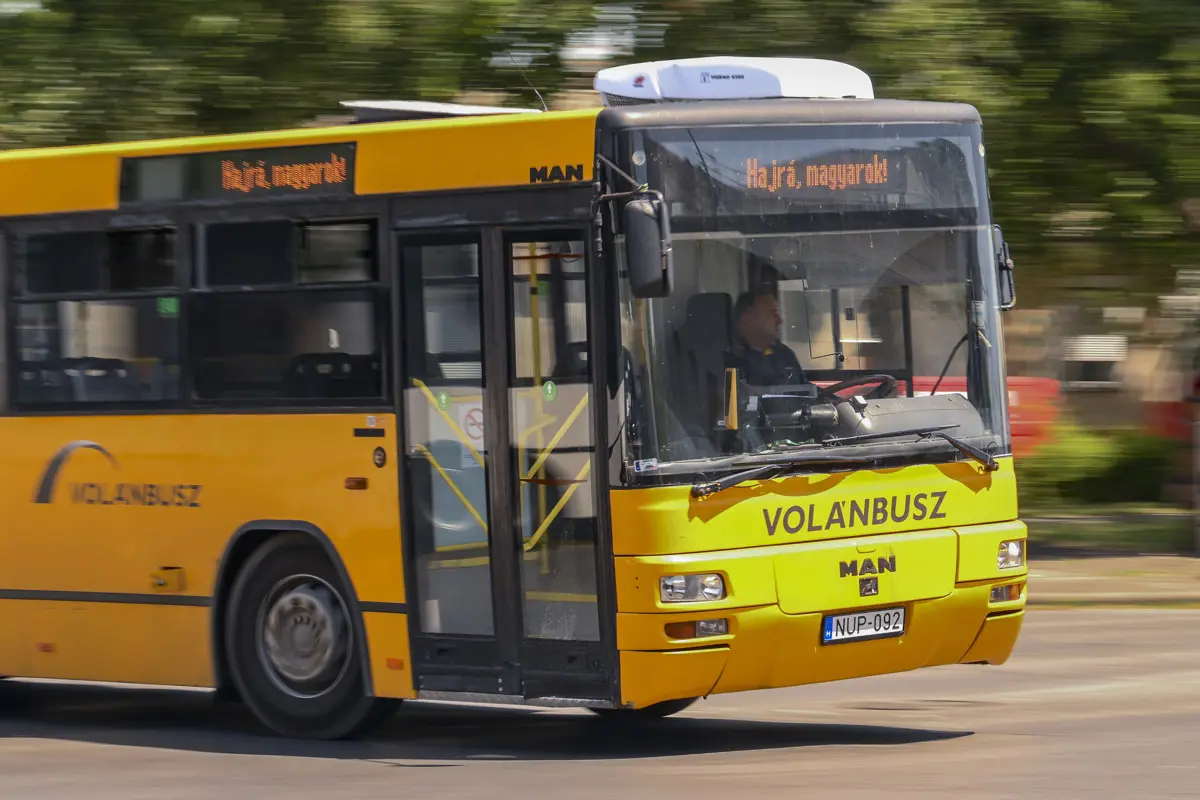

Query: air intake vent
left=601, top=93, right=656, bottom=107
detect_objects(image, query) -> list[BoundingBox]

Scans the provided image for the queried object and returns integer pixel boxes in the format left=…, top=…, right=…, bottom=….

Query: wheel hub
left=260, top=578, right=350, bottom=698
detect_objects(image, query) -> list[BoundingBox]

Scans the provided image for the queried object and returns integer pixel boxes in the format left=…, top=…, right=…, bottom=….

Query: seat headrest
left=681, top=293, right=732, bottom=350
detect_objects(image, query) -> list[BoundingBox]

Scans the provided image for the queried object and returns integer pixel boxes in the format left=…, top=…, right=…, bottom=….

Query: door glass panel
left=402, top=239, right=493, bottom=636
left=508, top=237, right=600, bottom=641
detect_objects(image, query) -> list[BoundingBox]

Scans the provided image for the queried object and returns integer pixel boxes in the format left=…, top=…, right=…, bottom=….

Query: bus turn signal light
left=990, top=584, right=1022, bottom=603
left=665, top=619, right=729, bottom=640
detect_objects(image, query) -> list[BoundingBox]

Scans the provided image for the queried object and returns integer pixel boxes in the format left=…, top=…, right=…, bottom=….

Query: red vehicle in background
left=815, top=375, right=1061, bottom=457
left=910, top=376, right=1061, bottom=457
left=1143, top=369, right=1200, bottom=444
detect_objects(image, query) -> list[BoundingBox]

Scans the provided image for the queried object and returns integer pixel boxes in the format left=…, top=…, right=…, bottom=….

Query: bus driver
left=726, top=287, right=808, bottom=387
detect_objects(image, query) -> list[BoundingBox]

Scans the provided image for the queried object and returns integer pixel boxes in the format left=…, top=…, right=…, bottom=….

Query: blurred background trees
left=0, top=0, right=1196, bottom=296
left=3, top=0, right=1199, bottom=528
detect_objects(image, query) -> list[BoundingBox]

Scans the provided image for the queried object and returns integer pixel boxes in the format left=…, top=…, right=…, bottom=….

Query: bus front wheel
left=589, top=697, right=698, bottom=719
left=225, top=534, right=399, bottom=739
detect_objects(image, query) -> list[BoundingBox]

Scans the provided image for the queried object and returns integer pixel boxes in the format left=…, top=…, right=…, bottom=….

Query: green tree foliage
left=0, top=0, right=591, bottom=146
left=0, top=0, right=1195, bottom=291
left=634, top=0, right=1200, bottom=294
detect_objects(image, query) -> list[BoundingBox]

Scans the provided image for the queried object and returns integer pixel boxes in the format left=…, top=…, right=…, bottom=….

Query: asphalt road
left=0, top=608, right=1197, bottom=799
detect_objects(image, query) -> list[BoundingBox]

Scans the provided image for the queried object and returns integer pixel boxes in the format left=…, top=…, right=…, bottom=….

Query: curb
left=1029, top=593, right=1200, bottom=608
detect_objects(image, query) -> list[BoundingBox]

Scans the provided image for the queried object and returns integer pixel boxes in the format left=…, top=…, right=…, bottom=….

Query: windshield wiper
left=821, top=424, right=960, bottom=447
left=691, top=453, right=875, bottom=499
left=822, top=425, right=998, bottom=472
left=931, top=431, right=999, bottom=472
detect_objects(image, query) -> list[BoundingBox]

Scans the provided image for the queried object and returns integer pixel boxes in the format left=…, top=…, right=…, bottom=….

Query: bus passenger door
left=502, top=231, right=608, bottom=699
left=398, top=227, right=611, bottom=701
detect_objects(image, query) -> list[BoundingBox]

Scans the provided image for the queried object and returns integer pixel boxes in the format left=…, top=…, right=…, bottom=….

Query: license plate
left=822, top=607, right=906, bottom=644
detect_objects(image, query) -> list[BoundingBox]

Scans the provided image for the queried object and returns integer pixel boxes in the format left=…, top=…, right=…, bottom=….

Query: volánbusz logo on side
left=32, top=440, right=203, bottom=508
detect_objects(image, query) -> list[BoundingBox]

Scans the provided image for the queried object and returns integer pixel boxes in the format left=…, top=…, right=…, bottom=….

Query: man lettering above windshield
left=726, top=288, right=807, bottom=386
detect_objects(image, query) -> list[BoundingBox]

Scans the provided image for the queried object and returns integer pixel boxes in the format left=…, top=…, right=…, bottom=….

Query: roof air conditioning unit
left=593, top=57, right=874, bottom=107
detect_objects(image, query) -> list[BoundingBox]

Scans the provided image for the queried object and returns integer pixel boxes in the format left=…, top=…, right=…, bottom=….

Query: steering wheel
left=817, top=374, right=898, bottom=402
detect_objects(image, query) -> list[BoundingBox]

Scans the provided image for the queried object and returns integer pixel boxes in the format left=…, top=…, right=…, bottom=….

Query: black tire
left=589, top=697, right=698, bottom=720
left=225, top=534, right=400, bottom=739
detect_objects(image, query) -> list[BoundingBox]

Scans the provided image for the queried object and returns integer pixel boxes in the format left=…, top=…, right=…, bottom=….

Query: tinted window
left=205, top=219, right=377, bottom=287
left=110, top=229, right=176, bottom=290
left=25, top=232, right=105, bottom=294
left=505, top=236, right=600, bottom=641
left=14, top=298, right=182, bottom=404
left=23, top=229, right=177, bottom=295
left=191, top=288, right=385, bottom=401
left=509, top=239, right=588, bottom=382
left=401, top=238, right=494, bottom=636
left=403, top=242, right=482, bottom=384
left=299, top=221, right=376, bottom=284
left=205, top=220, right=294, bottom=287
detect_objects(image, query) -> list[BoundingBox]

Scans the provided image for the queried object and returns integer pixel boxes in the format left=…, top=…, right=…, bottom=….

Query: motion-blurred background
left=3, top=0, right=1197, bottom=554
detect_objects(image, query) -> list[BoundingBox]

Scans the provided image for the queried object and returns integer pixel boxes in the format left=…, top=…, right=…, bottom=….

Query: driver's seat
left=673, top=293, right=733, bottom=436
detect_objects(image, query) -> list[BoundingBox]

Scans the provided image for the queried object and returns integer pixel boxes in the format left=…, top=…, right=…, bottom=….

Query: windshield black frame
left=596, top=103, right=1011, bottom=488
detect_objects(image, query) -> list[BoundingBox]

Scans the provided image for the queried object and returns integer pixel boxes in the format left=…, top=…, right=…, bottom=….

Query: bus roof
left=0, top=96, right=985, bottom=220
left=595, top=98, right=983, bottom=133
left=0, top=107, right=603, bottom=218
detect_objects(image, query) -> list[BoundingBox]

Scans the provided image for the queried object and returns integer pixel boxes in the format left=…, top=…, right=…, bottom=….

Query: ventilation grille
left=1063, top=335, right=1128, bottom=363
left=601, top=93, right=653, bottom=106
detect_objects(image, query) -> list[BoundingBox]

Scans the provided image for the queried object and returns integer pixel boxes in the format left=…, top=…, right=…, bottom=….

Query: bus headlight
left=660, top=574, right=725, bottom=603
left=998, top=540, right=1024, bottom=569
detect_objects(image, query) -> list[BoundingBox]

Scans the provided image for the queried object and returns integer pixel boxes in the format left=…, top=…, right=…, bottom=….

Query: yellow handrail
left=411, top=377, right=485, bottom=469
left=521, top=392, right=589, bottom=481
left=523, top=458, right=591, bottom=552
left=412, top=443, right=488, bottom=534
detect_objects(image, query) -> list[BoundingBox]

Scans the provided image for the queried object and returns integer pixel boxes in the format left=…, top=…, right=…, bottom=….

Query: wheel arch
left=211, top=520, right=375, bottom=698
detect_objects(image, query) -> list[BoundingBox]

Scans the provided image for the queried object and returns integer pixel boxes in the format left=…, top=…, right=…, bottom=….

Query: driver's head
left=734, top=288, right=782, bottom=351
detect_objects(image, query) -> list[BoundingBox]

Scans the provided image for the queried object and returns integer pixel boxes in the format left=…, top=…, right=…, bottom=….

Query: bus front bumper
left=615, top=581, right=1026, bottom=710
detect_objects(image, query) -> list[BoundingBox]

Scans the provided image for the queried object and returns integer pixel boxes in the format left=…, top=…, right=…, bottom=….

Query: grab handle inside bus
left=625, top=193, right=674, bottom=298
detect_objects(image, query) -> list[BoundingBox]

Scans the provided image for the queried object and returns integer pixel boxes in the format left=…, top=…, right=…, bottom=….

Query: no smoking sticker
left=464, top=408, right=485, bottom=442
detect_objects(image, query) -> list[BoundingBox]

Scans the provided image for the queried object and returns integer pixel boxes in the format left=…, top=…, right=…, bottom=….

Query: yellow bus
left=0, top=57, right=1027, bottom=739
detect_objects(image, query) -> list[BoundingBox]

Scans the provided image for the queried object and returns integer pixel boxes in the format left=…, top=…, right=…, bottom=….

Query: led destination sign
left=221, top=150, right=350, bottom=194
left=119, top=142, right=356, bottom=205
left=744, top=154, right=891, bottom=193
left=631, top=124, right=983, bottom=220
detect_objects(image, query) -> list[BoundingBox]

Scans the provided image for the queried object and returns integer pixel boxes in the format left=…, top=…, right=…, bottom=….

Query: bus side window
left=11, top=228, right=182, bottom=409
left=192, top=218, right=386, bottom=404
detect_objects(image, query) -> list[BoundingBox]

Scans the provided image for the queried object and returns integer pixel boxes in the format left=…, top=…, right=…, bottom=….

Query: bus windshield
left=615, top=122, right=1010, bottom=481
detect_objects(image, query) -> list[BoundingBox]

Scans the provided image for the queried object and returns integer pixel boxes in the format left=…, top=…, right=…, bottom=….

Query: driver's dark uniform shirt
left=726, top=338, right=807, bottom=386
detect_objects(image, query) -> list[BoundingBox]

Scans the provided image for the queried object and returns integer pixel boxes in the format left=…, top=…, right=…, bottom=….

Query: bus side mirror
left=994, top=224, right=1016, bottom=310
left=624, top=194, right=673, bottom=298
left=723, top=367, right=739, bottom=430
